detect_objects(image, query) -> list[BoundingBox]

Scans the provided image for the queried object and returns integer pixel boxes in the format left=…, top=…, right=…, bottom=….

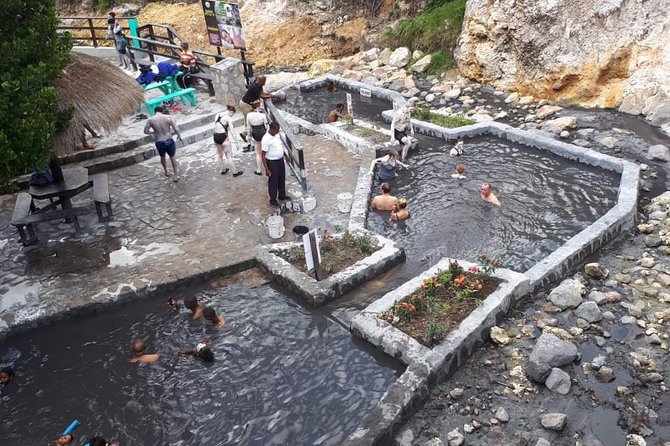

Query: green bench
left=143, top=80, right=172, bottom=95
left=145, top=87, right=197, bottom=116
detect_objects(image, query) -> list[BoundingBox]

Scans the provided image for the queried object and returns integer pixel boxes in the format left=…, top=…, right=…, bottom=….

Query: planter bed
left=255, top=230, right=405, bottom=307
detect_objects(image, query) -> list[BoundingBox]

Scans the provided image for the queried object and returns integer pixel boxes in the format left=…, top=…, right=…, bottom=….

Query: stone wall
left=456, top=0, right=670, bottom=134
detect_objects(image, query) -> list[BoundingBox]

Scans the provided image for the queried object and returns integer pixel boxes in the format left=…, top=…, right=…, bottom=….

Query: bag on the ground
left=29, top=169, right=54, bottom=187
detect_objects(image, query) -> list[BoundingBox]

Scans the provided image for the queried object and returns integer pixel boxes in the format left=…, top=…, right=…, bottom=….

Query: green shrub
left=382, top=0, right=467, bottom=54
left=425, top=49, right=454, bottom=74
left=0, top=0, right=72, bottom=184
left=425, top=321, right=445, bottom=344
left=412, top=107, right=475, bottom=128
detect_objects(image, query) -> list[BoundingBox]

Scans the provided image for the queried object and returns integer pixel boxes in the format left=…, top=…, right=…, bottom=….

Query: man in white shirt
left=390, top=98, right=419, bottom=161
left=261, top=122, right=290, bottom=207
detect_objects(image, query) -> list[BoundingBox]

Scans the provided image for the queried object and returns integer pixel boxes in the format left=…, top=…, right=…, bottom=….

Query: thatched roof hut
left=52, top=51, right=144, bottom=157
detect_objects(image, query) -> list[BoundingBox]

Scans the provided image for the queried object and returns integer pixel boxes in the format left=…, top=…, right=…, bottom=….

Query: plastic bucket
left=337, top=192, right=353, bottom=213
left=266, top=215, right=285, bottom=239
left=292, top=225, right=309, bottom=242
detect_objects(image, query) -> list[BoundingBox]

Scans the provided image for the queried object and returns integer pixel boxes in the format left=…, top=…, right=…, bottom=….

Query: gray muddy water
left=0, top=282, right=402, bottom=445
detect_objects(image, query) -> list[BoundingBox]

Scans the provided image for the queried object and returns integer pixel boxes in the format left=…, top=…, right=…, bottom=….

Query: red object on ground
left=172, top=105, right=183, bottom=113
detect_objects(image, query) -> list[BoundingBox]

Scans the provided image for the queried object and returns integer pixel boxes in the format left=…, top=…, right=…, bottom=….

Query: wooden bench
left=91, top=174, right=114, bottom=222
left=145, top=87, right=197, bottom=116
left=11, top=193, right=91, bottom=246
left=11, top=193, right=37, bottom=246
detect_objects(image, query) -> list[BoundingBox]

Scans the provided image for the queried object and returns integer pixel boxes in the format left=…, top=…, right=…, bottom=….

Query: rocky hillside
left=456, top=0, right=670, bottom=133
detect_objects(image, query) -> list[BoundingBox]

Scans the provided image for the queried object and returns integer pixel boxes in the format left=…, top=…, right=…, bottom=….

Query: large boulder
left=536, top=105, right=563, bottom=118
left=541, top=116, right=578, bottom=134
left=648, top=144, right=670, bottom=162
left=308, top=59, right=338, bottom=76
left=411, top=54, right=433, bottom=73
left=527, top=333, right=578, bottom=382
left=548, top=278, right=585, bottom=310
left=389, top=47, right=411, bottom=67
left=378, top=48, right=392, bottom=66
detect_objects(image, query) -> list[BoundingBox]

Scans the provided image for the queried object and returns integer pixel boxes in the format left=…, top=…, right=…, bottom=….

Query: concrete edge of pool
left=255, top=230, right=405, bottom=307
left=346, top=258, right=528, bottom=446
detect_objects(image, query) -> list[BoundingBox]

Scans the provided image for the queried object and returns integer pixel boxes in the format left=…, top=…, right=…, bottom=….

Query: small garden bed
left=412, top=106, right=474, bottom=128
left=379, top=256, right=502, bottom=347
left=278, top=231, right=379, bottom=280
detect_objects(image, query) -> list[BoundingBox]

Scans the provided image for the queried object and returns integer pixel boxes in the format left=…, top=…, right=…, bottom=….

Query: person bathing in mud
left=167, top=297, right=181, bottom=311
left=371, top=182, right=398, bottom=211
left=451, top=163, right=466, bottom=180
left=52, top=434, right=74, bottom=446
left=390, top=198, right=410, bottom=221
left=129, top=339, right=160, bottom=364
left=203, top=306, right=226, bottom=327
left=450, top=136, right=464, bottom=156
left=184, top=296, right=205, bottom=320
left=481, top=182, right=501, bottom=206
left=327, top=103, right=346, bottom=123
left=369, top=149, right=409, bottom=181
left=0, top=366, right=13, bottom=386
left=179, top=339, right=214, bottom=362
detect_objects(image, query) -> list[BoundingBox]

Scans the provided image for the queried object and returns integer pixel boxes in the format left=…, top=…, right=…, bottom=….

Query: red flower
left=468, top=266, right=481, bottom=273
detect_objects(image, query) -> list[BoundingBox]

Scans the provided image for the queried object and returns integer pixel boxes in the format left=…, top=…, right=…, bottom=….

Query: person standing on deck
left=246, top=100, right=269, bottom=175
left=213, top=105, right=243, bottom=177
left=262, top=122, right=290, bottom=207
left=144, top=107, right=182, bottom=181
left=239, top=76, right=279, bottom=150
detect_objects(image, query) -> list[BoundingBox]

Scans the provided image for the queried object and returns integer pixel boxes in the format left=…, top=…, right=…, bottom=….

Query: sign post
left=303, top=229, right=322, bottom=281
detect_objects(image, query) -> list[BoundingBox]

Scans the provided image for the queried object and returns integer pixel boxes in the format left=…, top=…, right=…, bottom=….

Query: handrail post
left=88, top=18, right=98, bottom=47
left=148, top=25, right=156, bottom=62
left=127, top=17, right=140, bottom=49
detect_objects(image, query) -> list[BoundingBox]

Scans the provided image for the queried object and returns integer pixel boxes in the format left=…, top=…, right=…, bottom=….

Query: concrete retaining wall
left=255, top=231, right=405, bottom=307
left=346, top=258, right=528, bottom=445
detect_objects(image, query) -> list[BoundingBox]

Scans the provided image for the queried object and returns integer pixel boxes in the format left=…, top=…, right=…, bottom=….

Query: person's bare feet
left=82, top=143, right=95, bottom=150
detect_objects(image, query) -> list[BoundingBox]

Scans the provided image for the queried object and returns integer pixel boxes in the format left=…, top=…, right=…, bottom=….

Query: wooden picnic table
left=29, top=167, right=92, bottom=212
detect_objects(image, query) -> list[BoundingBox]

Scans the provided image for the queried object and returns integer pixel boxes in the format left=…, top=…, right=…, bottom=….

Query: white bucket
left=337, top=192, right=353, bottom=213
left=266, top=215, right=285, bottom=239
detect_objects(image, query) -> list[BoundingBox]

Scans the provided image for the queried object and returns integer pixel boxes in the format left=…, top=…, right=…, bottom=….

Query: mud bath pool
left=367, top=135, right=620, bottom=271
left=0, top=282, right=402, bottom=445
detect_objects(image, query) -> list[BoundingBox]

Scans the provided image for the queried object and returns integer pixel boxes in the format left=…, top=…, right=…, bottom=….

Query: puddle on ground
left=108, top=242, right=184, bottom=268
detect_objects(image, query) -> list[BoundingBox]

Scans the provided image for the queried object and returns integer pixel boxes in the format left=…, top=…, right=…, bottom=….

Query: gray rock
left=588, top=290, right=621, bottom=304
left=388, top=47, right=411, bottom=67
left=443, top=87, right=462, bottom=99
left=527, top=333, right=578, bottom=382
left=545, top=367, right=571, bottom=394
left=423, top=438, right=444, bottom=446
left=535, top=439, right=551, bottom=446
left=536, top=105, right=563, bottom=119
left=596, top=366, right=616, bottom=382
left=626, top=434, right=647, bottom=446
left=541, top=116, right=577, bottom=134
left=494, top=406, right=509, bottom=422
left=620, top=315, right=637, bottom=324
left=620, top=301, right=643, bottom=317
left=591, top=355, right=607, bottom=369
left=548, top=278, right=584, bottom=309
left=598, top=136, right=618, bottom=149
left=585, top=262, right=609, bottom=279
left=640, top=372, right=663, bottom=383
left=490, top=326, right=512, bottom=345
left=450, top=387, right=464, bottom=399
left=645, top=234, right=663, bottom=248
left=411, top=54, right=432, bottom=73
left=648, top=144, right=670, bottom=162
left=541, top=413, right=567, bottom=431
left=447, top=428, right=464, bottom=446
left=575, top=301, right=603, bottom=323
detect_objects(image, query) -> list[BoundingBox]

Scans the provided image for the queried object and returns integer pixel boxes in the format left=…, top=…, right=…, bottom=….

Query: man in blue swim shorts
left=144, top=106, right=183, bottom=181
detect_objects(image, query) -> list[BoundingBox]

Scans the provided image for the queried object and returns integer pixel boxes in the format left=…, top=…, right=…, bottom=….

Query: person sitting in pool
left=203, top=306, right=226, bottom=327
left=184, top=295, right=205, bottom=320
left=179, top=339, right=214, bottom=362
left=129, top=339, right=160, bottom=364
left=87, top=436, right=115, bottom=446
left=369, top=149, right=408, bottom=181
left=481, top=182, right=501, bottom=206
left=0, top=366, right=13, bottom=386
left=52, top=434, right=74, bottom=446
left=390, top=198, right=410, bottom=221
left=451, top=163, right=466, bottom=180
left=450, top=136, right=464, bottom=156
left=325, top=80, right=337, bottom=93
left=371, top=182, right=398, bottom=211
left=327, top=103, right=346, bottom=123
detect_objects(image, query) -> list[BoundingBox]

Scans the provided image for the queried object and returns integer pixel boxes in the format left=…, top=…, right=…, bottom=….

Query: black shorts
left=394, top=129, right=407, bottom=143
left=251, top=125, right=266, bottom=142
left=213, top=133, right=228, bottom=145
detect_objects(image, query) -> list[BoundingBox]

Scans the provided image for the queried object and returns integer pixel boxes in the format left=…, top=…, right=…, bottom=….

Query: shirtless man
left=481, top=182, right=501, bottom=206
left=184, top=296, right=205, bottom=320
left=144, top=106, right=182, bottom=181
left=390, top=98, right=419, bottom=161
left=371, top=182, right=398, bottom=211
left=327, top=103, right=346, bottom=123
left=129, top=339, right=160, bottom=364
left=203, top=306, right=226, bottom=327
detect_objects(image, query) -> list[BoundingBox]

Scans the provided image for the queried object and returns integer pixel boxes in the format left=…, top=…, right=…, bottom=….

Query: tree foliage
left=0, top=0, right=71, bottom=184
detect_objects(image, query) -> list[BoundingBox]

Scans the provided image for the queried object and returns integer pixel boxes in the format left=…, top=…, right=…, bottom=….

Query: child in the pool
left=390, top=198, right=410, bottom=221
left=179, top=339, right=214, bottom=362
left=203, top=306, right=226, bottom=327
left=0, top=366, right=13, bottom=386
left=184, top=295, right=205, bottom=320
left=52, top=434, right=74, bottom=446
left=450, top=137, right=464, bottom=156
left=167, top=297, right=180, bottom=311
left=451, top=163, right=466, bottom=179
